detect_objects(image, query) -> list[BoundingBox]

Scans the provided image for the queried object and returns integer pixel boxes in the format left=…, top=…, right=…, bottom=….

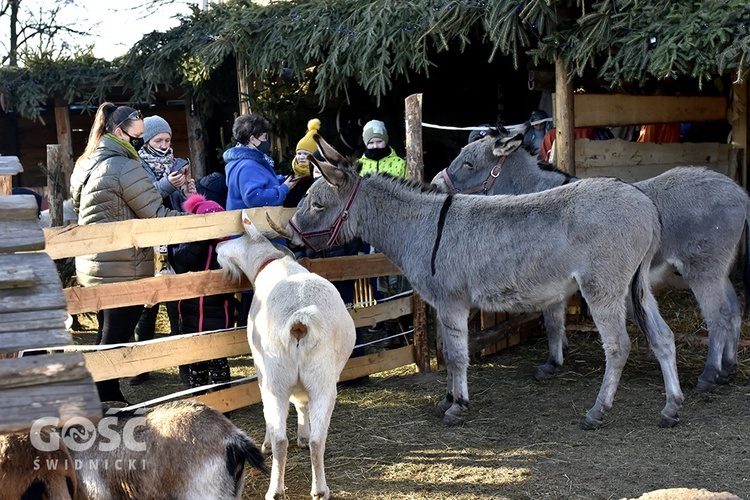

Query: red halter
left=288, top=177, right=363, bottom=252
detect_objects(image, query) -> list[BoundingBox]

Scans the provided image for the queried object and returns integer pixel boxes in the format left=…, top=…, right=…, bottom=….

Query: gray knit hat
left=362, top=120, right=388, bottom=145
left=143, top=115, right=173, bottom=145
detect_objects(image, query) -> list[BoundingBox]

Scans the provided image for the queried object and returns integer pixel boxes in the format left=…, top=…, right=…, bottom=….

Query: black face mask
left=364, top=147, right=390, bottom=161
left=123, top=131, right=144, bottom=151
left=257, top=139, right=271, bottom=154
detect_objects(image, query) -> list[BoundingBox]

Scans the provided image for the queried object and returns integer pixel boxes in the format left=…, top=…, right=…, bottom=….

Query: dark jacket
left=170, top=239, right=236, bottom=333
left=70, top=136, right=182, bottom=286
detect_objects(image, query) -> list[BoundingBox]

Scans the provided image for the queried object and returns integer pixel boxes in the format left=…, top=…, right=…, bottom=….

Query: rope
left=421, top=117, right=553, bottom=134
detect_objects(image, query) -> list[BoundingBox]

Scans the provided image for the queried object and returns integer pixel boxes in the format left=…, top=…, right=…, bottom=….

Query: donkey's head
left=284, top=135, right=363, bottom=252
left=432, top=129, right=523, bottom=194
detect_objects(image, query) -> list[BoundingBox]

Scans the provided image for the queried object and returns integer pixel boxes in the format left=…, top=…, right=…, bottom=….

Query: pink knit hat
left=183, top=194, right=224, bottom=214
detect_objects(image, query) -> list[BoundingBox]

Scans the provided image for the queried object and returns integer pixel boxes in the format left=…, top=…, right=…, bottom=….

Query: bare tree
left=1, top=0, right=90, bottom=66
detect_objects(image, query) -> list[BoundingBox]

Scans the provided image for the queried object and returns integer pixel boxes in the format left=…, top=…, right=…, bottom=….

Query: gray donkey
left=274, top=134, right=683, bottom=430
left=432, top=129, right=750, bottom=392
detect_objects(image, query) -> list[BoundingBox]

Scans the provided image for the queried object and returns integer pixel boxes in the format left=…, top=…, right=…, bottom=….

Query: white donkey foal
left=217, top=211, right=356, bottom=500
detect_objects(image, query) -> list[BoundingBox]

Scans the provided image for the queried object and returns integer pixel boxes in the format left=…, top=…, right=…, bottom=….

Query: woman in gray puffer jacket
left=70, top=102, right=183, bottom=403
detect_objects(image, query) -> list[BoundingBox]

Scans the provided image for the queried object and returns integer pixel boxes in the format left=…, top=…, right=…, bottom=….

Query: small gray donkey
left=433, top=129, right=750, bottom=392
left=278, top=134, right=683, bottom=431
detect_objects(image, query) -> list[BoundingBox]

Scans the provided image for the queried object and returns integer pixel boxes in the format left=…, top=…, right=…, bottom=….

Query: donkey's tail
left=629, top=263, right=651, bottom=340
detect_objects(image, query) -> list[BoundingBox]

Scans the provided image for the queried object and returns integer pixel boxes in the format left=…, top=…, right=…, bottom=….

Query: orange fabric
left=539, top=128, right=598, bottom=161
left=637, top=123, right=681, bottom=143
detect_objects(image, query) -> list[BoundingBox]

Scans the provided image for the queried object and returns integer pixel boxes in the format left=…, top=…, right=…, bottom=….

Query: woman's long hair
left=76, top=102, right=139, bottom=164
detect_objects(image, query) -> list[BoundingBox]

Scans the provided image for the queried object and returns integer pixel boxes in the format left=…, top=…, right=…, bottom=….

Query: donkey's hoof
left=311, top=486, right=330, bottom=499
left=534, top=363, right=559, bottom=381
left=435, top=397, right=452, bottom=416
left=694, top=378, right=718, bottom=393
left=581, top=415, right=603, bottom=430
left=442, top=404, right=466, bottom=426
left=659, top=412, right=679, bottom=428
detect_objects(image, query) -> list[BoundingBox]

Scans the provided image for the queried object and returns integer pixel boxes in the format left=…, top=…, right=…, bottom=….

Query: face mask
left=364, top=147, right=389, bottom=161
left=144, top=144, right=172, bottom=158
left=123, top=131, right=144, bottom=151
left=257, top=139, right=271, bottom=154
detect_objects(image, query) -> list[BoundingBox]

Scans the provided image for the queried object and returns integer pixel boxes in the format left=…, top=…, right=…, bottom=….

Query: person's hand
left=184, top=178, right=196, bottom=194
left=283, top=175, right=301, bottom=189
left=167, top=170, right=186, bottom=188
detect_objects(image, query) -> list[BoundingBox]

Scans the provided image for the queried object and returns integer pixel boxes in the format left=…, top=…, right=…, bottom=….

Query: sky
left=23, top=0, right=196, bottom=61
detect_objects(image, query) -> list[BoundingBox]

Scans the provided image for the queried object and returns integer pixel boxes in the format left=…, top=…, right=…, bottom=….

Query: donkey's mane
left=364, top=171, right=443, bottom=194
left=537, top=160, right=575, bottom=180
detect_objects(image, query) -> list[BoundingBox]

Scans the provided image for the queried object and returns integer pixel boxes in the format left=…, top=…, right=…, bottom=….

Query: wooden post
left=554, top=58, right=576, bottom=175
left=0, top=156, right=23, bottom=196
left=405, top=93, right=425, bottom=182
left=53, top=98, right=73, bottom=194
left=404, top=93, right=430, bottom=372
left=236, top=54, right=251, bottom=116
left=186, top=99, right=207, bottom=180
left=730, top=75, right=748, bottom=190
left=46, top=145, right=64, bottom=227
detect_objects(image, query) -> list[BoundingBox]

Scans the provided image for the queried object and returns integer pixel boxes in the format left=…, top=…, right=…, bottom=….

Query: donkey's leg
left=435, top=321, right=454, bottom=416
left=580, top=299, right=631, bottom=430
left=631, top=287, right=684, bottom=427
left=261, top=388, right=292, bottom=500
left=306, top=385, right=337, bottom=500
left=436, top=307, right=471, bottom=426
left=535, top=301, right=568, bottom=381
left=293, top=398, right=311, bottom=449
left=690, top=277, right=741, bottom=391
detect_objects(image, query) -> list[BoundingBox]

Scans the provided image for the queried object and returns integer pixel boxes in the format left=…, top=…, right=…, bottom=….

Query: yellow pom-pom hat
left=296, top=118, right=321, bottom=153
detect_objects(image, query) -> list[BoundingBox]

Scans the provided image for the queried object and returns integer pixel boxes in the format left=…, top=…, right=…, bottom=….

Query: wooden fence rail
left=42, top=207, right=429, bottom=413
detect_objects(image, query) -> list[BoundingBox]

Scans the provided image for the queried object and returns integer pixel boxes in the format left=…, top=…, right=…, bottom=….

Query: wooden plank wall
left=0, top=192, right=100, bottom=435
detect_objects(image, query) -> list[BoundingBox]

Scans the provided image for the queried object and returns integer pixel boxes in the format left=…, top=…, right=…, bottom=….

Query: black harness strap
left=431, top=194, right=454, bottom=276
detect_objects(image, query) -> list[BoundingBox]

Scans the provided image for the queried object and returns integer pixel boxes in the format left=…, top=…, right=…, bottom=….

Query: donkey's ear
left=241, top=209, right=262, bottom=237
left=317, top=161, right=348, bottom=188
left=492, top=133, right=523, bottom=156
left=313, top=134, right=343, bottom=165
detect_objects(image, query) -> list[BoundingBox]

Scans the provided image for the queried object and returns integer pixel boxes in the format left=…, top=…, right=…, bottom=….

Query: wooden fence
left=43, top=207, right=430, bottom=414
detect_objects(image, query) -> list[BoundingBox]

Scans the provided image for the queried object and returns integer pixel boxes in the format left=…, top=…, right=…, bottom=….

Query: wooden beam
left=555, top=58, right=575, bottom=175
left=0, top=195, right=39, bottom=220
left=190, top=345, right=416, bottom=413
left=0, top=220, right=46, bottom=253
left=470, top=313, right=543, bottom=356
left=185, top=100, right=207, bottom=179
left=82, top=329, right=251, bottom=381
left=79, top=297, right=413, bottom=380
left=575, top=139, right=733, bottom=181
left=47, top=144, right=65, bottom=228
left=53, top=101, right=74, bottom=193
left=574, top=94, right=727, bottom=128
left=0, top=353, right=90, bottom=390
left=730, top=76, right=748, bottom=189
left=0, top=309, right=72, bottom=354
left=405, top=93, right=425, bottom=183
left=0, top=156, right=23, bottom=176
left=43, top=207, right=298, bottom=260
left=64, top=254, right=401, bottom=314
left=0, top=376, right=101, bottom=434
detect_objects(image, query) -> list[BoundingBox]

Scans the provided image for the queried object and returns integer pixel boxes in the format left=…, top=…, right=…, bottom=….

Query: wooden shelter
left=0, top=156, right=100, bottom=434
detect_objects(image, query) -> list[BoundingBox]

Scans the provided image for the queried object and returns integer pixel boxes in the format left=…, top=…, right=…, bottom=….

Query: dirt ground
left=75, top=285, right=750, bottom=500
